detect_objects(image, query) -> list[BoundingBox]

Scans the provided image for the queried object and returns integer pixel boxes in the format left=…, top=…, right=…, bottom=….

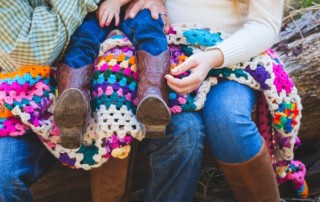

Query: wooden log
left=279, top=8, right=320, bottom=44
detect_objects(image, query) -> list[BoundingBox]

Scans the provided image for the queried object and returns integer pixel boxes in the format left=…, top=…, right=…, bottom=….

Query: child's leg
left=121, top=10, right=171, bottom=138
left=120, top=9, right=167, bottom=56
left=63, top=12, right=114, bottom=69
left=54, top=12, right=115, bottom=149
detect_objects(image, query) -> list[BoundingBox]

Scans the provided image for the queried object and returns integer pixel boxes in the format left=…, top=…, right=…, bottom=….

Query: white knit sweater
left=165, top=0, right=285, bottom=67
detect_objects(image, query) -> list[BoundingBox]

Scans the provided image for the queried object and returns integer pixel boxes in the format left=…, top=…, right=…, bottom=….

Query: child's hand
left=96, top=0, right=126, bottom=27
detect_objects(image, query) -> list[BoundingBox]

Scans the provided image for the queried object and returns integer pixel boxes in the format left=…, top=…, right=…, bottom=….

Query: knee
left=146, top=112, right=205, bottom=155
left=168, top=112, right=205, bottom=153
left=168, top=112, right=204, bottom=137
left=129, top=9, right=163, bottom=28
left=135, top=9, right=154, bottom=22
left=206, top=102, right=259, bottom=145
left=204, top=81, right=257, bottom=131
left=208, top=102, right=252, bottom=131
left=204, top=104, right=263, bottom=162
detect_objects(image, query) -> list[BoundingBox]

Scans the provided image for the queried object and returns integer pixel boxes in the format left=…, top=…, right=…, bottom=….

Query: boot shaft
left=56, top=64, right=94, bottom=96
left=218, top=143, right=280, bottom=202
left=135, top=50, right=170, bottom=102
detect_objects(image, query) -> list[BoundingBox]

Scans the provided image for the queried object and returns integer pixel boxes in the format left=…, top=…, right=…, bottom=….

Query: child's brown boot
left=135, top=50, right=171, bottom=138
left=54, top=64, right=93, bottom=148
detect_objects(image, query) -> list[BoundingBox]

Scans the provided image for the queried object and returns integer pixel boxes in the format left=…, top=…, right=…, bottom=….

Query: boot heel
left=143, top=124, right=166, bottom=138
left=136, top=96, right=171, bottom=125
left=60, top=132, right=83, bottom=149
left=54, top=89, right=87, bottom=149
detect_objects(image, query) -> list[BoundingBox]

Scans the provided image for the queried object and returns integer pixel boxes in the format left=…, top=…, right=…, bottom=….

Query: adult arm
left=166, top=0, right=285, bottom=94
left=211, top=0, right=285, bottom=67
left=0, top=0, right=100, bottom=70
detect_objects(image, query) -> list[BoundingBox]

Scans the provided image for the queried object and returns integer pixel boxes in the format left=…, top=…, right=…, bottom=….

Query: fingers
left=149, top=4, right=160, bottom=20
left=105, top=13, right=114, bottom=26
left=160, top=13, right=171, bottom=34
left=171, top=58, right=197, bottom=75
left=168, top=72, right=201, bottom=89
left=99, top=9, right=121, bottom=27
left=127, top=1, right=159, bottom=20
left=115, top=14, right=120, bottom=26
left=125, top=0, right=168, bottom=21
left=165, top=73, right=202, bottom=95
left=167, top=80, right=199, bottom=95
left=100, top=14, right=108, bottom=27
left=125, top=0, right=142, bottom=19
left=124, top=3, right=132, bottom=19
left=163, top=16, right=171, bottom=34
left=99, top=8, right=109, bottom=27
left=166, top=75, right=187, bottom=94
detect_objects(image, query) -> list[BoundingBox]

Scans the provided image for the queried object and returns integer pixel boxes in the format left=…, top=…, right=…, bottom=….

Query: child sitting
left=54, top=0, right=171, bottom=148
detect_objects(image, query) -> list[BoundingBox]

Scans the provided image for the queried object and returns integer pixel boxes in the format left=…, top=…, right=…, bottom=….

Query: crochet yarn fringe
left=0, top=24, right=307, bottom=197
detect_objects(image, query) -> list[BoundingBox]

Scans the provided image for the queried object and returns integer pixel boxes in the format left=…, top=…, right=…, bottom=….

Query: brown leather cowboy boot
left=135, top=50, right=171, bottom=138
left=91, top=158, right=130, bottom=202
left=54, top=64, right=93, bottom=149
left=217, top=142, right=280, bottom=202
left=90, top=140, right=138, bottom=202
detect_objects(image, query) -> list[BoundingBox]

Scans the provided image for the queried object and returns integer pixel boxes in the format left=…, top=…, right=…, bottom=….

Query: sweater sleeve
left=208, top=0, right=284, bottom=67
left=0, top=0, right=100, bottom=71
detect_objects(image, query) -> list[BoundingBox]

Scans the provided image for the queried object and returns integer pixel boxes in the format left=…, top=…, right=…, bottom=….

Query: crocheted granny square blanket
left=0, top=24, right=307, bottom=197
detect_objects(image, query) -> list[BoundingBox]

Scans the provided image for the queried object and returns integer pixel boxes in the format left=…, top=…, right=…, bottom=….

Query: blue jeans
left=144, top=80, right=263, bottom=201
left=0, top=114, right=205, bottom=202
left=63, top=9, right=167, bottom=69
left=143, top=111, right=205, bottom=202
left=0, top=132, right=54, bottom=202
left=0, top=81, right=262, bottom=201
left=202, top=80, right=263, bottom=163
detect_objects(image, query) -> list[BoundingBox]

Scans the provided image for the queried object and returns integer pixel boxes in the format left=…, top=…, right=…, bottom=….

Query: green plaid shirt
left=0, top=0, right=99, bottom=72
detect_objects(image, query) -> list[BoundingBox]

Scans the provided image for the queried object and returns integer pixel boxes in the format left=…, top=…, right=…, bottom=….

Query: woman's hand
left=165, top=49, right=224, bottom=95
left=124, top=0, right=171, bottom=34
